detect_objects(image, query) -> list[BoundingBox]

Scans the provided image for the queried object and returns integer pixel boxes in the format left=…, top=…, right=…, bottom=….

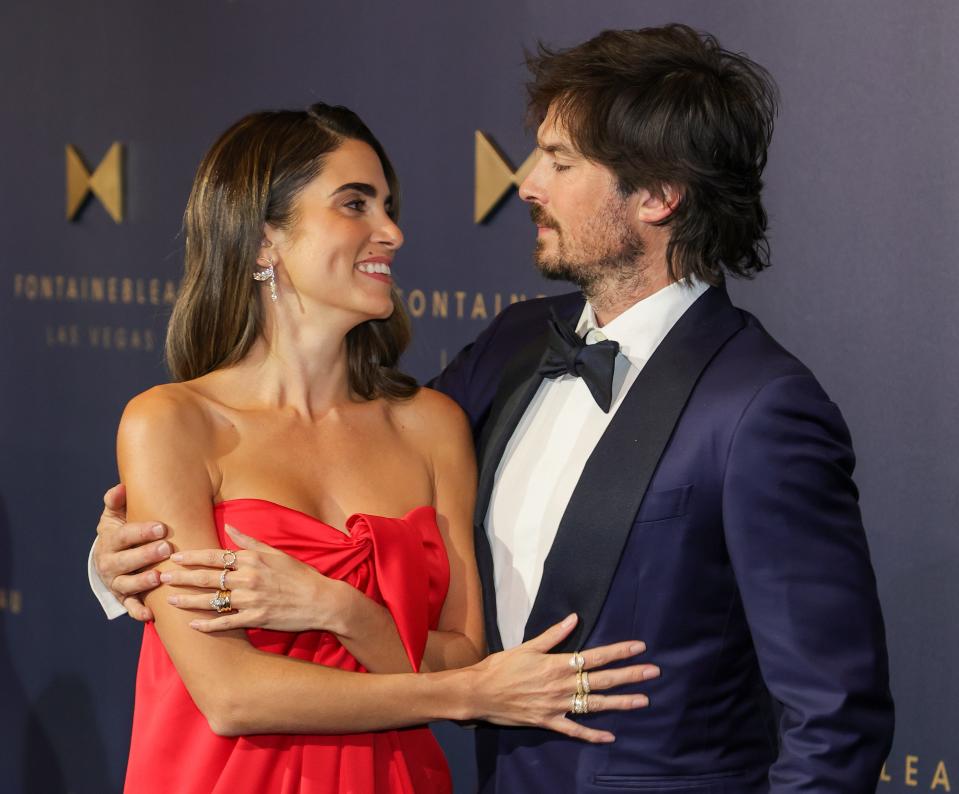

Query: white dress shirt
left=89, top=540, right=127, bottom=618
left=485, top=279, right=709, bottom=648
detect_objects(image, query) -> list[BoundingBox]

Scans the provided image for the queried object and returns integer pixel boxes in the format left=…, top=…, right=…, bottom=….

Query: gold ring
left=222, top=550, right=237, bottom=570
left=576, top=669, right=591, bottom=697
left=210, top=589, right=232, bottom=613
left=569, top=652, right=585, bottom=672
left=571, top=693, right=589, bottom=715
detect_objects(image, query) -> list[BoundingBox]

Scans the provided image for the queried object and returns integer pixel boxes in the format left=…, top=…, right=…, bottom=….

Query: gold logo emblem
left=65, top=142, right=124, bottom=223
left=0, top=588, right=22, bottom=614
left=474, top=132, right=537, bottom=223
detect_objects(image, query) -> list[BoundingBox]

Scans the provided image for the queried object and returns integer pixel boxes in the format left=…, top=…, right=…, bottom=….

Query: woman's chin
left=355, top=297, right=395, bottom=323
left=374, top=302, right=395, bottom=321
left=371, top=291, right=397, bottom=319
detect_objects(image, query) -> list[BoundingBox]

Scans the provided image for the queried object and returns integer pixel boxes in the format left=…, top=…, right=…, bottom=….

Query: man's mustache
left=529, top=205, right=559, bottom=230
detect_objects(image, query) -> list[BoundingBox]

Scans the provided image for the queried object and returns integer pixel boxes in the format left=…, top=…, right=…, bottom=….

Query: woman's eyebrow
left=329, top=182, right=377, bottom=198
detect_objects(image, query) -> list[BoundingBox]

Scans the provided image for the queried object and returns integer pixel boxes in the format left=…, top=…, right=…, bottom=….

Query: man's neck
left=587, top=267, right=672, bottom=326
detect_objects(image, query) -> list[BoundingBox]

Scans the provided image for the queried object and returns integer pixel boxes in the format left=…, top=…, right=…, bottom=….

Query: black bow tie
left=538, top=311, right=620, bottom=413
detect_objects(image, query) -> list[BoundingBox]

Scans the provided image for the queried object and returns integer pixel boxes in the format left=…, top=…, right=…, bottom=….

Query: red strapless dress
left=124, top=499, right=452, bottom=794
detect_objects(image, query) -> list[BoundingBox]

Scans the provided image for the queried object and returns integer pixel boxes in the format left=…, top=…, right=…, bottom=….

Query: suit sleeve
left=722, top=374, right=894, bottom=793
left=428, top=307, right=512, bottom=435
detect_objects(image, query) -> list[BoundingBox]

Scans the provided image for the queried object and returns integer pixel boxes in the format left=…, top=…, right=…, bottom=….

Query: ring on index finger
left=222, top=550, right=237, bottom=570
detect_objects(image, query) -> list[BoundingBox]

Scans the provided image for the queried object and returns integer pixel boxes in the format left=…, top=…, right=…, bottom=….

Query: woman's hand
left=161, top=525, right=349, bottom=634
left=465, top=614, right=659, bottom=743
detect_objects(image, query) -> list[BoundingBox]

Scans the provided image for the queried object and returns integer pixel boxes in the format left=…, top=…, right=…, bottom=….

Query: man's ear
left=634, top=184, right=682, bottom=224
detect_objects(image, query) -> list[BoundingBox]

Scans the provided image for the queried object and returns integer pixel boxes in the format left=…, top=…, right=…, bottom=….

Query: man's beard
left=530, top=200, right=646, bottom=302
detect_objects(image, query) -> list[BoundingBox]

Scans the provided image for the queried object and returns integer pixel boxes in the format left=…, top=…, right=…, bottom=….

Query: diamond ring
left=210, top=589, right=232, bottom=613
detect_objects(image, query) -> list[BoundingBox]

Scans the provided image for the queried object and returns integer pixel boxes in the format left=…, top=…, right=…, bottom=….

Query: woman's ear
left=257, top=224, right=278, bottom=266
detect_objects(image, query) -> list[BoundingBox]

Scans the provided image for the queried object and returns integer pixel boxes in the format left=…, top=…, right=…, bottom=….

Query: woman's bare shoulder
left=387, top=388, right=474, bottom=478
left=388, top=387, right=470, bottom=438
left=119, top=382, right=214, bottom=447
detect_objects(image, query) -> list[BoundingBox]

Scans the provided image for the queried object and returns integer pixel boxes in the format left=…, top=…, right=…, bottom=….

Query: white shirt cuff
left=88, top=538, right=128, bottom=620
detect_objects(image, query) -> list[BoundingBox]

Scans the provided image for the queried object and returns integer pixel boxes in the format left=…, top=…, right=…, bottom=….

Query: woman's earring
left=253, top=257, right=278, bottom=302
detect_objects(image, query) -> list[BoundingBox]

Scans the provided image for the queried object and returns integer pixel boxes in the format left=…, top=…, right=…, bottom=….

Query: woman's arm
left=119, top=387, right=465, bottom=732
left=420, top=389, right=485, bottom=670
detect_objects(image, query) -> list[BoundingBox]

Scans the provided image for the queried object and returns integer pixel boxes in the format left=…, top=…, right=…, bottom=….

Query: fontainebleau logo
left=65, top=142, right=124, bottom=223
left=474, top=131, right=537, bottom=223
left=0, top=589, right=22, bottom=615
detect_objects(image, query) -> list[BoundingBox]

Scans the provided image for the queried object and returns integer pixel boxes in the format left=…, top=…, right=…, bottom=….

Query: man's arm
left=90, top=483, right=171, bottom=620
left=428, top=302, right=513, bottom=428
left=723, top=374, right=894, bottom=793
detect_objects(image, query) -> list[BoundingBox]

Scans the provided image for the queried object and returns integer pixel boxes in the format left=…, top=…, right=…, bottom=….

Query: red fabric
left=124, top=500, right=452, bottom=794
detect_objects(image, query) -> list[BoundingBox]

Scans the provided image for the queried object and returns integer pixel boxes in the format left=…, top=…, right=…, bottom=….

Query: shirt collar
left=575, top=278, right=710, bottom=368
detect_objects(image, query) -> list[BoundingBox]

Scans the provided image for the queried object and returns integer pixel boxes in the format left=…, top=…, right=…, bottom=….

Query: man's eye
left=552, top=163, right=572, bottom=173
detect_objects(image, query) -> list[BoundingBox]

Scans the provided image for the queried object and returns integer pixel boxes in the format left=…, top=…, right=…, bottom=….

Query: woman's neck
left=229, top=310, right=357, bottom=418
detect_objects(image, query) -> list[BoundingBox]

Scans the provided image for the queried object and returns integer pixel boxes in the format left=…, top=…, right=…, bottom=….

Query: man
left=90, top=24, right=893, bottom=792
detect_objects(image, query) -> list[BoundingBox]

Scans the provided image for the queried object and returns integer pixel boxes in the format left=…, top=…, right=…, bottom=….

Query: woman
left=118, top=103, right=654, bottom=794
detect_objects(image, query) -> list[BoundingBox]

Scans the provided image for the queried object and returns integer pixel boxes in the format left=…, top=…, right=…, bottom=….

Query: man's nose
left=518, top=158, right=546, bottom=204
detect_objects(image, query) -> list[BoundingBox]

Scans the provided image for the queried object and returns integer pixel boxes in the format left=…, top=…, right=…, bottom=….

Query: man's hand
left=93, top=483, right=171, bottom=621
left=465, top=614, right=659, bottom=743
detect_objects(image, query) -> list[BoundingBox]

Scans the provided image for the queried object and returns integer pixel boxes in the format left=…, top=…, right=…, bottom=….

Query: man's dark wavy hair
left=526, top=24, right=779, bottom=285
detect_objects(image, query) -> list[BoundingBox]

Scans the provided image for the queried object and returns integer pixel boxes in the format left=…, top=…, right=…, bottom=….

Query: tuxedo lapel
left=473, top=295, right=584, bottom=653
left=523, top=286, right=745, bottom=652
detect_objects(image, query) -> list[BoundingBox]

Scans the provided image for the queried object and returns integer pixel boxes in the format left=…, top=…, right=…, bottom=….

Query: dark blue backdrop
left=1, top=1, right=956, bottom=791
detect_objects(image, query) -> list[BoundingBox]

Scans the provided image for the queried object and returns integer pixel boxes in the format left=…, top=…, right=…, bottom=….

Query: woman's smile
left=355, top=256, right=393, bottom=284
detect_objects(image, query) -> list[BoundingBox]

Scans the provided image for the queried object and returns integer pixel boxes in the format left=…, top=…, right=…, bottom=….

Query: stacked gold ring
left=569, top=651, right=589, bottom=714
left=210, top=589, right=232, bottom=613
left=571, top=693, right=589, bottom=715
left=576, top=669, right=591, bottom=697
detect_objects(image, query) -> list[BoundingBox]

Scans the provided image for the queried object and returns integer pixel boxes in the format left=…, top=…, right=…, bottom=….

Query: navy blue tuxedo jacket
left=432, top=286, right=893, bottom=794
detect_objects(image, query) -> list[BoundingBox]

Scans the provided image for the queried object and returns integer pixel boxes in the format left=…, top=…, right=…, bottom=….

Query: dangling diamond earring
left=253, top=257, right=278, bottom=302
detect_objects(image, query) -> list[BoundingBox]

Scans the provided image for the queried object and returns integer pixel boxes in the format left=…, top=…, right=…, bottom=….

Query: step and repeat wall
left=1, top=1, right=956, bottom=791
